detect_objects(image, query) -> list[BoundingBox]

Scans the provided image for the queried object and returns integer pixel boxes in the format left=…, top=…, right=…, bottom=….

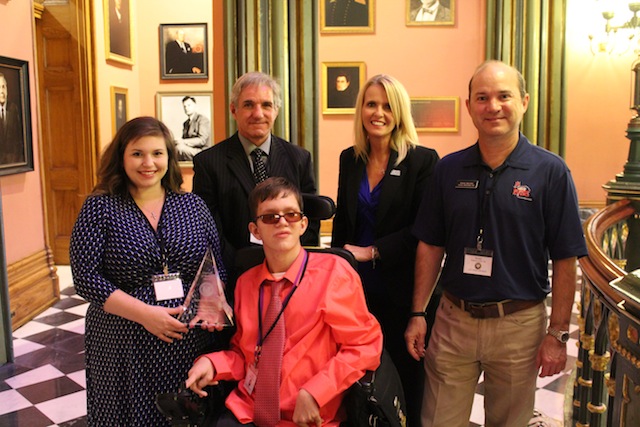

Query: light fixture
left=589, top=1, right=640, bottom=55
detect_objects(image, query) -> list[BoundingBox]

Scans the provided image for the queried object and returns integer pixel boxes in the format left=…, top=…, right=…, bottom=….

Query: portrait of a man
left=327, top=68, right=359, bottom=109
left=0, top=70, right=25, bottom=165
left=321, top=0, right=373, bottom=33
left=156, top=92, right=213, bottom=164
left=161, top=24, right=208, bottom=79
left=107, top=0, right=131, bottom=60
left=407, top=0, right=454, bottom=25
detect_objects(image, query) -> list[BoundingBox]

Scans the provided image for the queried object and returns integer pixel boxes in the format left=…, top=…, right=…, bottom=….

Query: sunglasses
left=255, top=212, right=304, bottom=225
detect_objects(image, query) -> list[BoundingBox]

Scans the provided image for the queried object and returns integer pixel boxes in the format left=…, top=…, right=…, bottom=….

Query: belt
left=443, top=291, right=542, bottom=319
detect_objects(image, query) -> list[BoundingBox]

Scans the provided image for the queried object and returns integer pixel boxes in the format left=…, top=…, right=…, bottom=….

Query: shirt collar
left=254, top=248, right=307, bottom=286
left=462, top=133, right=532, bottom=170
left=239, top=133, right=272, bottom=157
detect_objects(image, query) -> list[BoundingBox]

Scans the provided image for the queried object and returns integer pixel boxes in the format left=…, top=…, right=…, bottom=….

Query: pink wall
left=0, top=0, right=46, bottom=264
left=565, top=0, right=631, bottom=206
left=93, top=0, right=216, bottom=191
left=317, top=1, right=487, bottom=200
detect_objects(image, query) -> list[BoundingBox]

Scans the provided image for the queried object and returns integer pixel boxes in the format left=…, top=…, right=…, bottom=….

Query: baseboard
left=7, top=248, right=59, bottom=331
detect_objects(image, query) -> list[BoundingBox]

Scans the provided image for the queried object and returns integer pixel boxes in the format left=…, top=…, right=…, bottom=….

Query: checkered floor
left=0, top=265, right=579, bottom=426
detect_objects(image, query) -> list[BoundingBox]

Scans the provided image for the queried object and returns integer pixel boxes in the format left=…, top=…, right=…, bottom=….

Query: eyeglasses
left=255, top=212, right=304, bottom=225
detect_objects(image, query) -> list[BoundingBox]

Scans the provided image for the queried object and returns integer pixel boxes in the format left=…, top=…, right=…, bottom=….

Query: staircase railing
left=575, top=199, right=640, bottom=426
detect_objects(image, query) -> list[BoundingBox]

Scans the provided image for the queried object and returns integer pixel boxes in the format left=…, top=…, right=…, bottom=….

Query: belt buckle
left=467, top=302, right=489, bottom=319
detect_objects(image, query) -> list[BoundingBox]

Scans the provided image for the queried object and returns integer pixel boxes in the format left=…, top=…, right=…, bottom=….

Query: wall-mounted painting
left=406, top=0, right=455, bottom=26
left=411, top=97, right=459, bottom=132
left=322, top=62, right=366, bottom=115
left=0, top=56, right=33, bottom=176
left=110, top=86, right=128, bottom=136
left=160, top=23, right=208, bottom=80
left=156, top=92, right=213, bottom=165
left=104, top=0, right=134, bottom=65
left=320, top=0, right=375, bottom=34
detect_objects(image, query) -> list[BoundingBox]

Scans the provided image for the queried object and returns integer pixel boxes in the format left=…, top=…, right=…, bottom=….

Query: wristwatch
left=547, top=327, right=570, bottom=343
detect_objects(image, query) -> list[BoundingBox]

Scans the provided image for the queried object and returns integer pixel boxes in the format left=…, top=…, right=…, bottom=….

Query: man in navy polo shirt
left=404, top=60, right=587, bottom=426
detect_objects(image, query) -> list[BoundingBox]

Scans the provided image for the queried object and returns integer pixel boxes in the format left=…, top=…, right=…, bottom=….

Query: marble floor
left=0, top=265, right=579, bottom=426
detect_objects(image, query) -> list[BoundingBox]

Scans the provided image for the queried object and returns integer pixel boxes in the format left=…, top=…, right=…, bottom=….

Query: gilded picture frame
left=110, top=86, right=128, bottom=136
left=406, top=0, right=455, bottom=26
left=322, top=62, right=366, bottom=115
left=104, top=0, right=134, bottom=65
left=320, top=0, right=375, bottom=34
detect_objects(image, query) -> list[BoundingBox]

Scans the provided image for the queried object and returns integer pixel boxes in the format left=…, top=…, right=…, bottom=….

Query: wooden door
left=35, top=0, right=96, bottom=265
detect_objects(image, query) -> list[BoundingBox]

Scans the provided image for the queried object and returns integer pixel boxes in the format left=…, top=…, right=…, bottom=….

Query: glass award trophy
left=180, top=247, right=234, bottom=328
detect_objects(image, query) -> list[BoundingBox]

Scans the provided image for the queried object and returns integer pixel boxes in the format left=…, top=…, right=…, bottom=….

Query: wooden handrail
left=581, top=199, right=634, bottom=310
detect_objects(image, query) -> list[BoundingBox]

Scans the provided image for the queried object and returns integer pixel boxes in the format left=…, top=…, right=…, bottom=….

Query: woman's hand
left=140, top=305, right=188, bottom=343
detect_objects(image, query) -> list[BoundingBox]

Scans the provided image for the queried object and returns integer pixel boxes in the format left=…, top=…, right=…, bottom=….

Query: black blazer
left=193, top=133, right=318, bottom=266
left=331, top=145, right=439, bottom=307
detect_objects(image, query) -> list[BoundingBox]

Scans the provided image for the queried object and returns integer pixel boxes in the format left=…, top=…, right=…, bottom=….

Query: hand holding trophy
left=180, top=247, right=234, bottom=331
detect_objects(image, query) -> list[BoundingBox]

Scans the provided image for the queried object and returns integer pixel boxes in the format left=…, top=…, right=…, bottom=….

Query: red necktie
left=254, top=280, right=285, bottom=427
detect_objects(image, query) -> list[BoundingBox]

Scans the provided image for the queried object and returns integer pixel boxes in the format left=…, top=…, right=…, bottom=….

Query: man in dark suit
left=0, top=73, right=24, bottom=165
left=165, top=29, right=202, bottom=75
left=193, top=72, right=318, bottom=272
left=327, top=70, right=358, bottom=109
left=109, top=0, right=130, bottom=58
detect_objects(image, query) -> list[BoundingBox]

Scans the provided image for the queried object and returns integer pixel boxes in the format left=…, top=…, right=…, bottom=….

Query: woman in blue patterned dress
left=70, top=116, right=227, bottom=426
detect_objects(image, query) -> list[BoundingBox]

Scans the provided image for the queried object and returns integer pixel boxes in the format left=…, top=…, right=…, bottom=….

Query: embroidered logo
left=512, top=181, right=532, bottom=201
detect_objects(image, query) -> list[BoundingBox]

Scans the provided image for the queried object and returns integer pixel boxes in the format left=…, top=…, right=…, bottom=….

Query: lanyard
left=256, top=250, right=309, bottom=357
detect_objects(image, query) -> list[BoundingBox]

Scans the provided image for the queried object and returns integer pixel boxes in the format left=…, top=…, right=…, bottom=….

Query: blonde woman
left=331, top=74, right=439, bottom=427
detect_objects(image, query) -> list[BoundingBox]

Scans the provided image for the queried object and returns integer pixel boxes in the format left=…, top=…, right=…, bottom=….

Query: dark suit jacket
left=193, top=133, right=319, bottom=268
left=165, top=40, right=193, bottom=74
left=331, top=145, right=439, bottom=307
left=0, top=102, right=23, bottom=164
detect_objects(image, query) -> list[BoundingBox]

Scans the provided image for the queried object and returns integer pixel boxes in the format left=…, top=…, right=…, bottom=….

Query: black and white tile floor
left=0, top=265, right=579, bottom=426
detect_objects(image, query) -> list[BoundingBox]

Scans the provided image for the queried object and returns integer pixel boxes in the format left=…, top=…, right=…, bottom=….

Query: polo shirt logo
left=512, top=181, right=532, bottom=201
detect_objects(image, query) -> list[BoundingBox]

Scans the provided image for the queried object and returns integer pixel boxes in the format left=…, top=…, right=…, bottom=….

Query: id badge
left=152, top=272, right=185, bottom=301
left=244, top=364, right=258, bottom=395
left=463, top=248, right=494, bottom=277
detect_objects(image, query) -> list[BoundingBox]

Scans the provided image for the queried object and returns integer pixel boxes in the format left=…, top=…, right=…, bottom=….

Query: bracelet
left=409, top=311, right=427, bottom=317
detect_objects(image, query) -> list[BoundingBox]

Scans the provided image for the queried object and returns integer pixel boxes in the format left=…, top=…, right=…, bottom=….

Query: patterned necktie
left=253, top=280, right=285, bottom=427
left=251, top=148, right=269, bottom=184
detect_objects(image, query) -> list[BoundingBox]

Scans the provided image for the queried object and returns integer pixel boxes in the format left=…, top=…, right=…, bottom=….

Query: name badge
left=244, top=363, right=258, bottom=395
left=463, top=248, right=493, bottom=277
left=152, top=272, right=185, bottom=301
left=456, top=180, right=479, bottom=189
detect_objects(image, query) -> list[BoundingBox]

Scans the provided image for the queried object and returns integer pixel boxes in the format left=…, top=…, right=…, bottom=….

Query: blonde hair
left=353, top=74, right=418, bottom=165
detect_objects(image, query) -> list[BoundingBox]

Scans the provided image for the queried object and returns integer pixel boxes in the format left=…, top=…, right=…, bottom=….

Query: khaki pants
left=421, top=296, right=547, bottom=427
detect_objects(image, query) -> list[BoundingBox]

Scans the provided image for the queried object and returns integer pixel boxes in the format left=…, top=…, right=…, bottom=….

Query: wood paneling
left=8, top=249, right=58, bottom=330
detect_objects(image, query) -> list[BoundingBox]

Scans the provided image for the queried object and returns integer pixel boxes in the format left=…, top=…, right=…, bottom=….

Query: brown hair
left=248, top=177, right=303, bottom=220
left=92, top=116, right=183, bottom=196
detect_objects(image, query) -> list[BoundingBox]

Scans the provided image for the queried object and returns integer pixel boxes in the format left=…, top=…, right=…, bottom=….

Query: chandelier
left=589, top=1, right=640, bottom=55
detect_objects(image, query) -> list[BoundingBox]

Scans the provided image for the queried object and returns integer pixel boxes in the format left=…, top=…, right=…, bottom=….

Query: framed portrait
left=406, top=0, right=455, bottom=26
left=411, top=97, right=459, bottom=132
left=0, top=56, right=33, bottom=177
left=322, top=62, right=366, bottom=115
left=103, top=0, right=134, bottom=65
left=320, top=0, right=375, bottom=34
left=159, top=23, right=208, bottom=80
left=110, top=86, right=128, bottom=136
left=156, top=92, right=213, bottom=165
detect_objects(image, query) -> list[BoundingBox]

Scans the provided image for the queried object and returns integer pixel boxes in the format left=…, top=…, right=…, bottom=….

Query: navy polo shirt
left=413, top=134, right=588, bottom=302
